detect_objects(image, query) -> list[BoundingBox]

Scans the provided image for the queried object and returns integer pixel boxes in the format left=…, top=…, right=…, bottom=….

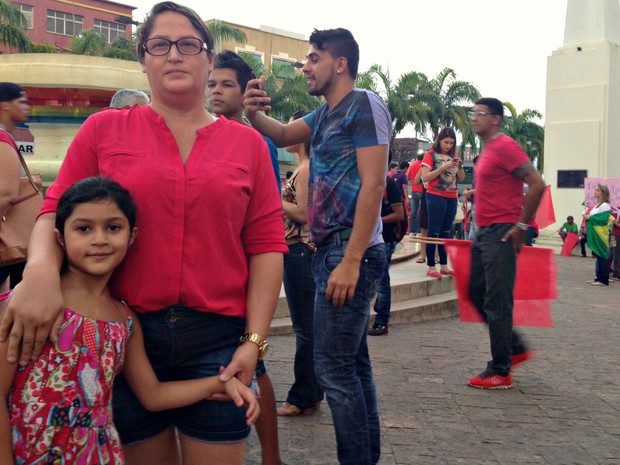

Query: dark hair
left=389, top=161, right=399, bottom=170
left=567, top=215, right=574, bottom=220
left=0, top=82, right=23, bottom=102
left=291, top=109, right=311, bottom=154
left=55, top=177, right=137, bottom=234
left=136, top=1, right=213, bottom=63
left=475, top=97, right=504, bottom=118
left=399, top=160, right=410, bottom=170
left=432, top=127, right=457, bottom=157
left=309, top=28, right=359, bottom=78
left=213, top=50, right=254, bottom=94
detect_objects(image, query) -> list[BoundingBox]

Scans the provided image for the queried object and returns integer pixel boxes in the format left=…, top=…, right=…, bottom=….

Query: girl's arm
left=0, top=326, right=18, bottom=465
left=420, top=160, right=459, bottom=183
left=122, top=313, right=259, bottom=424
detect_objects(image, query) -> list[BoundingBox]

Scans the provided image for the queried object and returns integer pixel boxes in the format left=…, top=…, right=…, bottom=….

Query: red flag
left=445, top=239, right=556, bottom=327
left=534, top=185, right=555, bottom=229
left=560, top=231, right=579, bottom=256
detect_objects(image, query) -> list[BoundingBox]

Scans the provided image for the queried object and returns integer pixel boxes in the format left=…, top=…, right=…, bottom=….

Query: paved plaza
left=245, top=251, right=620, bottom=464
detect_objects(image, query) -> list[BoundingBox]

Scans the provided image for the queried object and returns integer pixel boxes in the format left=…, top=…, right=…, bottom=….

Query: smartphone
left=253, top=83, right=266, bottom=107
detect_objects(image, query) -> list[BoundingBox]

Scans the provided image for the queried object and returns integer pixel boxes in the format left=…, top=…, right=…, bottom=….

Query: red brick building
left=4, top=0, right=135, bottom=53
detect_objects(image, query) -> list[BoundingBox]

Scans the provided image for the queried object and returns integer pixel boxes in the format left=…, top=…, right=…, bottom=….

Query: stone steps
left=270, top=239, right=458, bottom=335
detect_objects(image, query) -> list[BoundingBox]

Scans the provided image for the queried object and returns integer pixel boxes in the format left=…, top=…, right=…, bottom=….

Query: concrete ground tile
left=536, top=443, right=595, bottom=464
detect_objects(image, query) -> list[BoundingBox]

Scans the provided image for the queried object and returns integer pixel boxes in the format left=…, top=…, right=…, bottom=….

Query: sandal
left=440, top=269, right=455, bottom=277
left=426, top=270, right=443, bottom=279
left=416, top=257, right=426, bottom=263
left=276, top=401, right=316, bottom=417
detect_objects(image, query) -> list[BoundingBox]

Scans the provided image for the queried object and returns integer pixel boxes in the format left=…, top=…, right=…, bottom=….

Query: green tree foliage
left=0, top=0, right=31, bottom=51
left=207, top=19, right=247, bottom=53
left=71, top=29, right=106, bottom=56
left=239, top=52, right=320, bottom=121
left=103, top=36, right=137, bottom=61
left=502, top=102, right=545, bottom=171
left=29, top=42, right=56, bottom=53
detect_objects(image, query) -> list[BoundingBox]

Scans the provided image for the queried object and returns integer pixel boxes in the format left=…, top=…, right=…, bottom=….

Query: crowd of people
left=1, top=1, right=617, bottom=464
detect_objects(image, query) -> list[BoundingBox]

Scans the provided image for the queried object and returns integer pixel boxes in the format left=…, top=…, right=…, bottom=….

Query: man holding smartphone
left=244, top=28, right=391, bottom=465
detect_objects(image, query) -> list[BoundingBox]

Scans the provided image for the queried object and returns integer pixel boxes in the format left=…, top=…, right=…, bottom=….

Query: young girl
left=0, top=177, right=259, bottom=465
left=420, top=127, right=465, bottom=278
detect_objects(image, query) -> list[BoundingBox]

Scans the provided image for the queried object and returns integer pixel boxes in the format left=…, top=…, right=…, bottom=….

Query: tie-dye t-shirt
left=303, top=89, right=392, bottom=245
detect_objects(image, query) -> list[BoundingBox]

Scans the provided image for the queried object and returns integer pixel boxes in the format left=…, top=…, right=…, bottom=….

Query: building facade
left=2, top=0, right=135, bottom=53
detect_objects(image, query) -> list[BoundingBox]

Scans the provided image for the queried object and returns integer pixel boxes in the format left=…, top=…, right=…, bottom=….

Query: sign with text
left=584, top=178, right=620, bottom=207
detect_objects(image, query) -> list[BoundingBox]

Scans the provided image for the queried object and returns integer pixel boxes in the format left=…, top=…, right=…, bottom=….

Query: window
left=15, top=3, right=33, bottom=29
left=557, top=170, right=587, bottom=188
left=47, top=9, right=83, bottom=36
left=94, top=19, right=126, bottom=43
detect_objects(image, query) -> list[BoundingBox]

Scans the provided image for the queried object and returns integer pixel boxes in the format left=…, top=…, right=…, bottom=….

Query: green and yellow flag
left=585, top=210, right=611, bottom=257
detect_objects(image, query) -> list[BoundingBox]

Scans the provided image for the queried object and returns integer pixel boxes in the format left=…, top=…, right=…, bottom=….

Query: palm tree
left=502, top=102, right=545, bottom=171
left=0, top=0, right=31, bottom=51
left=240, top=52, right=320, bottom=121
left=421, top=67, right=480, bottom=151
left=103, top=36, right=137, bottom=61
left=71, top=29, right=106, bottom=56
left=207, top=19, right=247, bottom=53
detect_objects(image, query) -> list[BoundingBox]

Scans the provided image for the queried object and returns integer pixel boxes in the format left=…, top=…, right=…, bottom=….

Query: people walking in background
left=583, top=183, right=611, bottom=286
left=278, top=109, right=324, bottom=417
left=110, top=88, right=150, bottom=108
left=369, top=175, right=405, bottom=336
left=466, top=97, right=545, bottom=390
left=407, top=154, right=423, bottom=237
left=0, top=82, right=32, bottom=290
left=1, top=4, right=287, bottom=465
left=244, top=27, right=391, bottom=465
left=420, top=127, right=465, bottom=278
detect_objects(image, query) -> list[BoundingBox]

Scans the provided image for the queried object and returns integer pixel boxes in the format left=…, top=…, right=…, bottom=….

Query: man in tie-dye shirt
left=244, top=28, right=391, bottom=465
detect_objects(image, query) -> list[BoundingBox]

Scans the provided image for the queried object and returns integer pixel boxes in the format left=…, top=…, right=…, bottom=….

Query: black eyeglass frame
left=143, top=37, right=208, bottom=56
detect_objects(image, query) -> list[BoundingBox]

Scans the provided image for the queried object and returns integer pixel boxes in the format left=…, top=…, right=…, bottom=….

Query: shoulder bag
left=0, top=133, right=43, bottom=266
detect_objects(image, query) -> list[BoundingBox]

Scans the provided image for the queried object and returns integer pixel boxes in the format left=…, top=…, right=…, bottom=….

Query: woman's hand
left=218, top=341, right=259, bottom=386
left=0, top=265, right=64, bottom=365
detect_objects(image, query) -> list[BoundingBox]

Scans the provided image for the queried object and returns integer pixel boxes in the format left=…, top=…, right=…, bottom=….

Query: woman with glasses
left=419, top=127, right=465, bottom=278
left=0, top=2, right=287, bottom=464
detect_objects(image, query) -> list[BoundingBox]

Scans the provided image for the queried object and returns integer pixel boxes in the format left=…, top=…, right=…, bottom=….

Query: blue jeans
left=373, top=241, right=397, bottom=326
left=409, top=191, right=423, bottom=234
left=468, top=223, right=527, bottom=376
left=426, top=193, right=457, bottom=267
left=594, top=252, right=610, bottom=285
left=282, top=242, right=323, bottom=409
left=312, top=239, right=386, bottom=465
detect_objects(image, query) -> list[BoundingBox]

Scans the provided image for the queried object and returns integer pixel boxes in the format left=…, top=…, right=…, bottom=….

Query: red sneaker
left=511, top=350, right=536, bottom=368
left=467, top=371, right=512, bottom=389
left=426, top=270, right=443, bottom=278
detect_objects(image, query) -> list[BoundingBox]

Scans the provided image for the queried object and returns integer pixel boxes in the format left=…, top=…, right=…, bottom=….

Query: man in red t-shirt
left=406, top=154, right=423, bottom=235
left=466, top=97, right=545, bottom=390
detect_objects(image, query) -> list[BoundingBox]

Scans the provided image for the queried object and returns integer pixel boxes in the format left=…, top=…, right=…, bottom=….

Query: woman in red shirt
left=420, top=127, right=465, bottom=278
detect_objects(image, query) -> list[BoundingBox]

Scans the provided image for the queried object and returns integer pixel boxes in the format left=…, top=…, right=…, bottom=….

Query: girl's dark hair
left=432, top=127, right=457, bottom=157
left=136, top=1, right=214, bottom=63
left=291, top=109, right=311, bottom=155
left=55, top=177, right=137, bottom=233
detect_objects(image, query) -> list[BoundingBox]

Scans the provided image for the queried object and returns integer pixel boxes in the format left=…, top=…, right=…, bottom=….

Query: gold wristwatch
left=239, top=332, right=269, bottom=360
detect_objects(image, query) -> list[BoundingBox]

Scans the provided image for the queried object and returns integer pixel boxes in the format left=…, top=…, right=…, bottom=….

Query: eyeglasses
left=143, top=37, right=207, bottom=56
left=469, top=110, right=494, bottom=118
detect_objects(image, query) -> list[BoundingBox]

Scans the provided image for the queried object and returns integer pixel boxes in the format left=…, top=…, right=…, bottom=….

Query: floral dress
left=7, top=294, right=131, bottom=465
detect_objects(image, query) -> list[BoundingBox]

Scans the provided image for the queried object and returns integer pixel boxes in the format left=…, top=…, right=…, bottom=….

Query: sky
left=130, top=0, right=569, bottom=136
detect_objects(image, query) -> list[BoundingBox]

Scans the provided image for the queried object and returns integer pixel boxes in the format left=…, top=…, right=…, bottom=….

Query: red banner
left=560, top=231, right=579, bottom=257
left=535, top=185, right=555, bottom=230
left=445, top=239, right=556, bottom=327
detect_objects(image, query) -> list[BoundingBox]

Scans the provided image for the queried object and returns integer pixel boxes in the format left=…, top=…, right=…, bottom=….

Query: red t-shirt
left=474, top=134, right=530, bottom=227
left=421, top=150, right=458, bottom=198
left=406, top=159, right=423, bottom=193
left=42, top=105, right=287, bottom=316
